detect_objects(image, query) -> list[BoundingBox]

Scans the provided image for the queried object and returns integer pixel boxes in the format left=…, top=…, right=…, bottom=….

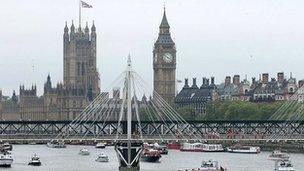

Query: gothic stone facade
left=0, top=22, right=100, bottom=121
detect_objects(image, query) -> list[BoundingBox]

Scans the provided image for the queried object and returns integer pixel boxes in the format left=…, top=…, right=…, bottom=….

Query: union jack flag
left=81, top=1, right=93, bottom=8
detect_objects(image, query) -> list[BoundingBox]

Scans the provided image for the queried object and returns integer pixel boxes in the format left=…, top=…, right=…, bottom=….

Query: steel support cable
left=94, top=89, right=123, bottom=139
left=133, top=75, right=190, bottom=140
left=268, top=85, right=304, bottom=140
left=131, top=73, right=144, bottom=140
left=134, top=73, right=202, bottom=140
left=115, top=75, right=128, bottom=141
left=56, top=73, right=125, bottom=140
left=76, top=75, right=126, bottom=140
left=132, top=76, right=180, bottom=139
left=132, top=77, right=165, bottom=140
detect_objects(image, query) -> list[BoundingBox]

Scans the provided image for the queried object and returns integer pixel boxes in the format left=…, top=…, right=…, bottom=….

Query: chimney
left=206, top=79, right=210, bottom=86
left=211, top=77, right=215, bottom=85
left=299, top=80, right=304, bottom=88
left=252, top=77, right=256, bottom=83
left=184, top=78, right=189, bottom=88
left=225, top=76, right=231, bottom=86
left=191, top=78, right=198, bottom=88
left=203, top=77, right=206, bottom=85
left=277, top=72, right=284, bottom=84
left=233, top=75, right=240, bottom=85
left=262, top=73, right=269, bottom=84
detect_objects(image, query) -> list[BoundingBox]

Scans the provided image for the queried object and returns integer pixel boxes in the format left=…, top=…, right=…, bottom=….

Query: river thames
left=3, top=145, right=304, bottom=171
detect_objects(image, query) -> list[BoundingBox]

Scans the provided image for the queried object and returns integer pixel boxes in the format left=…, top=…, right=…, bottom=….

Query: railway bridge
left=0, top=120, right=303, bottom=141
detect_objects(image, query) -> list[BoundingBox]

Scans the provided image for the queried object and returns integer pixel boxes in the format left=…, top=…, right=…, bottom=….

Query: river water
left=3, top=145, right=304, bottom=171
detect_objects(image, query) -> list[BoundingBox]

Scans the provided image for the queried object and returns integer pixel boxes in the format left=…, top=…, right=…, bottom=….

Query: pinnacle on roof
left=160, top=7, right=170, bottom=28
left=85, top=22, right=89, bottom=33
left=127, top=53, right=132, bottom=68
left=64, top=21, right=69, bottom=32
left=91, top=20, right=96, bottom=32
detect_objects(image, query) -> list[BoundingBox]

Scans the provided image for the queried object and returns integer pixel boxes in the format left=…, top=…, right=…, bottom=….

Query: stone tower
left=153, top=8, right=176, bottom=103
left=63, top=21, right=100, bottom=101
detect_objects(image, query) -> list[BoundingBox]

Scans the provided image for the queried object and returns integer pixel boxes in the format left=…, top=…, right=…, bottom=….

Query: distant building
left=0, top=22, right=100, bottom=121
left=175, top=72, right=304, bottom=115
left=175, top=77, right=217, bottom=115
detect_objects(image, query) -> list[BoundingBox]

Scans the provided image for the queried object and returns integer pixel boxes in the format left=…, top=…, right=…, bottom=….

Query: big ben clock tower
left=153, top=8, right=176, bottom=104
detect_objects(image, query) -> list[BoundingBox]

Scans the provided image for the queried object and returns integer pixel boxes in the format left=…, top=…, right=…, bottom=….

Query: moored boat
left=47, top=140, right=66, bottom=148
left=180, top=142, right=204, bottom=152
left=28, top=154, right=41, bottom=166
left=78, top=148, right=90, bottom=155
left=269, top=150, right=289, bottom=161
left=141, top=148, right=161, bottom=162
left=155, top=145, right=168, bottom=154
left=95, top=142, right=106, bottom=149
left=95, top=153, right=109, bottom=162
left=275, top=160, right=295, bottom=171
left=202, top=144, right=224, bottom=152
left=0, top=151, right=13, bottom=167
left=167, top=142, right=181, bottom=150
left=226, top=144, right=260, bottom=154
left=2, top=143, right=12, bottom=151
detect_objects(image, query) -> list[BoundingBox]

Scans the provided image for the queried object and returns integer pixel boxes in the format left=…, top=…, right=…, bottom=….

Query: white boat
left=28, top=154, right=41, bottom=166
left=95, top=153, right=109, bottom=162
left=78, top=148, right=90, bottom=155
left=1, top=143, right=12, bottom=151
left=226, top=144, right=260, bottom=154
left=178, top=160, right=226, bottom=171
left=95, top=142, right=106, bottom=149
left=180, top=142, right=204, bottom=152
left=180, top=143, right=224, bottom=152
left=275, top=160, right=295, bottom=171
left=202, top=144, right=224, bottom=152
left=269, top=150, right=290, bottom=161
left=0, top=151, right=13, bottom=167
left=47, top=140, right=66, bottom=148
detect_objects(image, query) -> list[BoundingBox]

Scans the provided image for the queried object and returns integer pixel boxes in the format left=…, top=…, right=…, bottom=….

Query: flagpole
left=79, top=0, right=81, bottom=28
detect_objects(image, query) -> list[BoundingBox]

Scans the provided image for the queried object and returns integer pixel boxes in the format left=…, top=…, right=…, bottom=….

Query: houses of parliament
left=0, top=9, right=177, bottom=121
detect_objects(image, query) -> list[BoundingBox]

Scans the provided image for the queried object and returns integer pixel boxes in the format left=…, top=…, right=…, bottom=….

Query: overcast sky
left=1, top=0, right=304, bottom=96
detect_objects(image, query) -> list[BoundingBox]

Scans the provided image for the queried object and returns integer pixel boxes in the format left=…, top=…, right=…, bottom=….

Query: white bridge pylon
left=54, top=54, right=203, bottom=141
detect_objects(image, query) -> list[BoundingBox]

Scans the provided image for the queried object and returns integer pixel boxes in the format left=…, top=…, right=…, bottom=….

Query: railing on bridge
left=0, top=120, right=304, bottom=140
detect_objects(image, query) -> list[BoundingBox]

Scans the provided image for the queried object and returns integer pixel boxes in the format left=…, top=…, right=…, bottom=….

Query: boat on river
left=226, top=144, right=260, bottom=154
left=47, top=140, right=66, bottom=148
left=202, top=144, right=224, bottom=152
left=180, top=143, right=204, bottom=152
left=95, top=142, right=106, bottom=149
left=95, top=153, right=109, bottom=162
left=181, top=143, right=224, bottom=152
left=78, top=148, right=90, bottom=155
left=28, top=154, right=41, bottom=166
left=178, top=160, right=226, bottom=171
left=1, top=143, right=12, bottom=151
left=167, top=142, right=181, bottom=150
left=155, top=144, right=168, bottom=154
left=141, top=148, right=161, bottom=162
left=0, top=151, right=13, bottom=167
left=269, top=150, right=290, bottom=161
left=275, top=160, right=295, bottom=171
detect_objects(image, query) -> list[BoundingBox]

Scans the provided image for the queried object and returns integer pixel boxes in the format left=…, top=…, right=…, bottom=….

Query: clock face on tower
left=163, top=53, right=173, bottom=63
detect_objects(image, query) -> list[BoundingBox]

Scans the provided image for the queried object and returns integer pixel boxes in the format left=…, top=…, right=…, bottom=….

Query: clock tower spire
left=153, top=7, right=176, bottom=104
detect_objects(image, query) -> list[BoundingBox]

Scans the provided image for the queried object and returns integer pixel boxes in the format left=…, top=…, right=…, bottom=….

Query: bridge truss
left=0, top=120, right=303, bottom=140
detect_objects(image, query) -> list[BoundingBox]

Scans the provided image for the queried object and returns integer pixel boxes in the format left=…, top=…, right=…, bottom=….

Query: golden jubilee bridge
left=0, top=120, right=303, bottom=141
left=2, top=56, right=304, bottom=170
left=1, top=55, right=304, bottom=143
